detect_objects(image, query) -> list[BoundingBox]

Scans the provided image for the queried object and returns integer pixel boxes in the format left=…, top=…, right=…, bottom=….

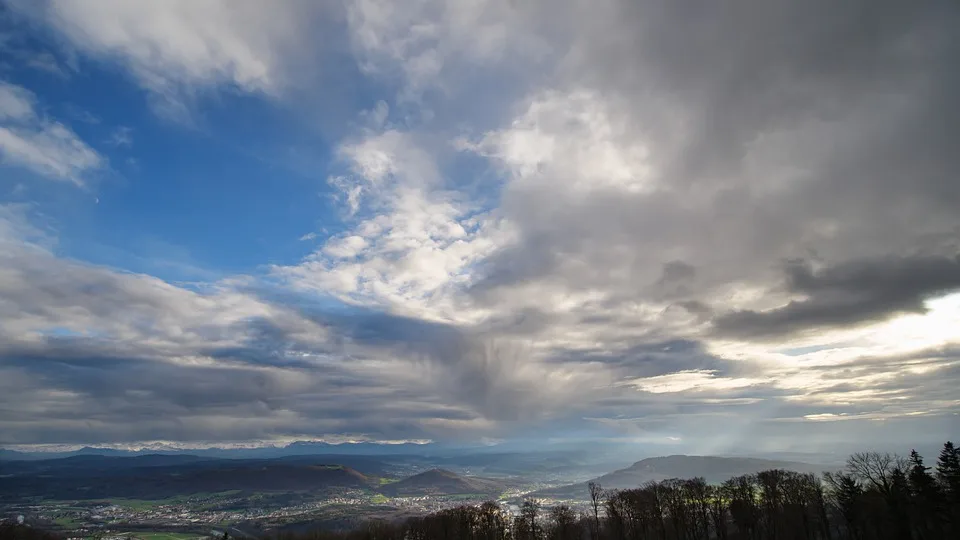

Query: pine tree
left=908, top=449, right=944, bottom=538
left=909, top=450, right=936, bottom=494
left=937, top=441, right=960, bottom=496
left=888, top=466, right=912, bottom=539
left=937, top=442, right=960, bottom=538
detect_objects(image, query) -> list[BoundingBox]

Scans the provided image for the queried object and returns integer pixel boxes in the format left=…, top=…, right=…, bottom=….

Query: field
left=121, top=532, right=205, bottom=540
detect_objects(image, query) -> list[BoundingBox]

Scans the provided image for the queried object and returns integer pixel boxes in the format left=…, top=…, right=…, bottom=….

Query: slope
left=380, top=468, right=505, bottom=497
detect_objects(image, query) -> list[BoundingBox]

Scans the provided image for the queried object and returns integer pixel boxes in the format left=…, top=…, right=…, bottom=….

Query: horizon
left=1, top=0, right=959, bottom=455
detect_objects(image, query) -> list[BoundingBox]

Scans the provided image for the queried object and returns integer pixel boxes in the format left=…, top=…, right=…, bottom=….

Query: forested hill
left=535, top=454, right=829, bottom=498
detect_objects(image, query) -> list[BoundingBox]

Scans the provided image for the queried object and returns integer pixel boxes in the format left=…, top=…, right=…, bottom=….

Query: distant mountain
left=0, top=449, right=33, bottom=461
left=535, top=455, right=834, bottom=499
left=0, top=441, right=450, bottom=460
left=380, top=468, right=505, bottom=497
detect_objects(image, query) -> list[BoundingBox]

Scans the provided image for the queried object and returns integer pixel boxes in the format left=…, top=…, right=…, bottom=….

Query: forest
left=2, top=442, right=958, bottom=540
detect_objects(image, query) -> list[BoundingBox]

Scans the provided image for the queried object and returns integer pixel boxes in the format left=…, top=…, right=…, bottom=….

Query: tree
left=603, top=490, right=628, bottom=540
left=939, top=442, right=960, bottom=540
left=726, top=474, right=760, bottom=540
left=910, top=450, right=939, bottom=496
left=908, top=449, right=943, bottom=538
left=937, top=441, right=960, bottom=497
left=477, top=501, right=509, bottom=540
left=708, top=484, right=730, bottom=540
left=845, top=452, right=898, bottom=495
left=683, top=477, right=711, bottom=540
left=588, top=482, right=604, bottom=540
left=824, top=471, right=863, bottom=540
left=547, top=505, right=580, bottom=540
left=887, top=465, right=912, bottom=540
left=515, top=499, right=542, bottom=540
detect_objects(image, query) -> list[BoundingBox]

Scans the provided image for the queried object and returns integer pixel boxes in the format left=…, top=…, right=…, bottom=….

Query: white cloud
left=11, top=0, right=325, bottom=119
left=0, top=82, right=102, bottom=185
left=345, top=0, right=550, bottom=101
left=626, top=370, right=762, bottom=394
left=462, top=90, right=655, bottom=194
left=278, top=129, right=509, bottom=322
left=0, top=82, right=36, bottom=121
left=106, top=126, right=133, bottom=148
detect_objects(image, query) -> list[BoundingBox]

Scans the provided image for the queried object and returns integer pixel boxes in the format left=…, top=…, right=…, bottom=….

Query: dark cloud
left=713, top=255, right=960, bottom=339
left=545, top=338, right=732, bottom=375
left=469, top=0, right=960, bottom=318
left=659, top=261, right=696, bottom=284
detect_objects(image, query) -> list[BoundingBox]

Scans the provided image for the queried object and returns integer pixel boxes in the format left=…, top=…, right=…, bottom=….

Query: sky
left=0, top=0, right=958, bottom=455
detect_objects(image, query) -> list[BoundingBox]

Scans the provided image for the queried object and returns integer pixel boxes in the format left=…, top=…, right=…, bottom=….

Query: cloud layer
left=1, top=0, right=958, bottom=452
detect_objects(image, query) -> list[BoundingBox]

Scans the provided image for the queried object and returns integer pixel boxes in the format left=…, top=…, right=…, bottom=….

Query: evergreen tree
left=910, top=450, right=938, bottom=496
left=888, top=466, right=912, bottom=539
left=909, top=449, right=943, bottom=538
left=937, top=441, right=960, bottom=496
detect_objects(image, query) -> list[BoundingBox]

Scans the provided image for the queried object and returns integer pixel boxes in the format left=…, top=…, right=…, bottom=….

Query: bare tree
left=547, top=504, right=580, bottom=540
left=516, top=499, right=543, bottom=540
left=588, top=482, right=604, bottom=540
left=845, top=452, right=900, bottom=495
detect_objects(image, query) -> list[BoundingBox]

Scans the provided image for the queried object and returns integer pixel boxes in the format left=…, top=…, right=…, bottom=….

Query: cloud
left=713, top=255, right=960, bottom=339
left=8, top=0, right=328, bottom=119
left=277, top=129, right=507, bottom=322
left=344, top=0, right=551, bottom=103
left=0, top=207, right=588, bottom=445
left=3, top=0, right=960, bottom=451
left=23, top=51, right=72, bottom=79
left=0, top=210, right=469, bottom=444
left=105, top=126, right=132, bottom=148
left=0, top=81, right=102, bottom=184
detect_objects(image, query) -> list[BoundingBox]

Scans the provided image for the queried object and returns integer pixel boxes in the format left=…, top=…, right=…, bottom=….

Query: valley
left=0, top=449, right=836, bottom=538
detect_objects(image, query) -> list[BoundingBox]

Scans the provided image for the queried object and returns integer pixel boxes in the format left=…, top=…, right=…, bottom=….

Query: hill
left=380, top=468, right=505, bottom=497
left=0, top=460, right=376, bottom=501
left=535, top=455, right=832, bottom=499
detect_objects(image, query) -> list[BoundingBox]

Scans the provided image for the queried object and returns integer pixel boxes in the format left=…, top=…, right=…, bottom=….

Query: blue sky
left=1, top=28, right=345, bottom=279
left=1, top=0, right=959, bottom=453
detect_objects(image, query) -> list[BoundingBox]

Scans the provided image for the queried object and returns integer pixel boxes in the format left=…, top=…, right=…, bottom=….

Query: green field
left=122, top=532, right=204, bottom=540
left=369, top=494, right=390, bottom=504
left=53, top=516, right=83, bottom=528
left=445, top=493, right=489, bottom=500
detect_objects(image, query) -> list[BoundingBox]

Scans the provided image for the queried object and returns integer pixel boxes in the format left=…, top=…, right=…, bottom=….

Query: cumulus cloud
left=276, top=129, right=508, bottom=322
left=270, top=0, right=960, bottom=451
